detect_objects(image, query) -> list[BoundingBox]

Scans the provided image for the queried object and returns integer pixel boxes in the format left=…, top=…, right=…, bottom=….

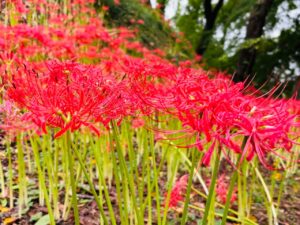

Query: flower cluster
left=165, top=175, right=188, bottom=208
left=0, top=0, right=299, bottom=170
left=216, top=174, right=237, bottom=204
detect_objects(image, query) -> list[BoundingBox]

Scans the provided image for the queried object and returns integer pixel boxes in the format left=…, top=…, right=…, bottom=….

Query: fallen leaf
left=3, top=217, right=17, bottom=225
left=0, top=205, right=10, bottom=213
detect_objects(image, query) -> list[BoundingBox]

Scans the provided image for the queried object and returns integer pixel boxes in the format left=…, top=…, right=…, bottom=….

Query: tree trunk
left=234, top=0, right=273, bottom=83
left=195, top=0, right=223, bottom=55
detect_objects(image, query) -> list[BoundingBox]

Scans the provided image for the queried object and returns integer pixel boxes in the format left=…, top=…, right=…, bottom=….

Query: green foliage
left=175, top=0, right=300, bottom=96
left=97, top=0, right=300, bottom=95
left=254, top=22, right=300, bottom=95
left=202, top=39, right=234, bottom=71
left=176, top=0, right=203, bottom=48
left=176, top=13, right=201, bottom=48
left=100, top=0, right=173, bottom=49
left=217, top=0, right=255, bottom=31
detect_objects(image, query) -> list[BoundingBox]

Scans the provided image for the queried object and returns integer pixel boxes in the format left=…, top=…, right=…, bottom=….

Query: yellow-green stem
left=30, top=136, right=55, bottom=225
left=66, top=131, right=80, bottom=225
left=202, top=146, right=222, bottom=225
left=72, top=144, right=110, bottom=225
left=180, top=149, right=198, bottom=224
left=111, top=121, right=142, bottom=224
left=221, top=137, right=248, bottom=225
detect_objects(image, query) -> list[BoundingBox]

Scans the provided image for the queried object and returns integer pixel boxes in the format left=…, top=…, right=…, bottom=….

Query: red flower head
left=164, top=175, right=188, bottom=208
left=8, top=61, right=122, bottom=138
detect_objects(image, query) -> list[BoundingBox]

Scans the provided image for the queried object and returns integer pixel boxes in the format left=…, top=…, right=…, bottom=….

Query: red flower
left=164, top=175, right=188, bottom=208
left=8, top=61, right=122, bottom=138
left=137, top=19, right=145, bottom=25
left=102, top=6, right=109, bottom=11
left=215, top=174, right=237, bottom=204
left=132, top=117, right=145, bottom=129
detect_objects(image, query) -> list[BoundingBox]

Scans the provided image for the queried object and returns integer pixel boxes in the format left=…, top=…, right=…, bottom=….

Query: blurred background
left=99, top=0, right=300, bottom=98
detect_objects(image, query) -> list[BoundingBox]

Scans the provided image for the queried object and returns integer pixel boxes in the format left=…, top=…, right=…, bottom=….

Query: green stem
left=111, top=121, right=142, bottom=224
left=221, top=165, right=239, bottom=225
left=92, top=136, right=117, bottom=225
left=180, top=149, right=198, bottom=225
left=30, top=136, right=55, bottom=225
left=6, top=138, right=14, bottom=208
left=72, top=144, right=110, bottom=225
left=66, top=131, right=80, bottom=225
left=191, top=187, right=257, bottom=225
left=242, top=161, right=248, bottom=218
left=16, top=134, right=27, bottom=217
left=254, top=166, right=278, bottom=225
left=141, top=140, right=169, bottom=222
left=189, top=204, right=258, bottom=225
left=0, top=150, right=5, bottom=198
left=148, top=121, right=162, bottom=225
left=221, top=137, right=248, bottom=225
left=276, top=171, right=286, bottom=214
left=53, top=138, right=60, bottom=219
left=202, top=146, right=222, bottom=225
left=138, top=128, right=148, bottom=220
left=61, top=135, right=70, bottom=220
left=41, top=133, right=54, bottom=206
left=109, top=130, right=128, bottom=225
left=162, top=152, right=178, bottom=225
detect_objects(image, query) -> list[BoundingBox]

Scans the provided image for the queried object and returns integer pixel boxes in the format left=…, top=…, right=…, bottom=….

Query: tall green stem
left=0, top=150, right=5, bottom=198
left=92, top=136, right=117, bottom=225
left=162, top=152, right=179, bottom=225
left=111, top=121, right=142, bottom=224
left=30, top=136, right=55, bottom=225
left=72, top=144, right=110, bottom=225
left=276, top=171, right=286, bottom=214
left=255, top=167, right=278, bottom=225
left=180, top=149, right=198, bottom=224
left=17, top=134, right=27, bottom=217
left=66, top=131, right=80, bottom=225
left=148, top=119, right=162, bottom=225
left=6, top=138, right=14, bottom=208
left=202, top=146, right=221, bottom=225
left=221, top=137, right=247, bottom=225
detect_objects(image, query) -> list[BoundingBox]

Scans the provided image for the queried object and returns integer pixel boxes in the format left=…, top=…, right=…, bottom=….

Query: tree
left=175, top=0, right=300, bottom=96
left=95, top=0, right=299, bottom=96
left=196, top=0, right=224, bottom=55
left=234, top=0, right=274, bottom=83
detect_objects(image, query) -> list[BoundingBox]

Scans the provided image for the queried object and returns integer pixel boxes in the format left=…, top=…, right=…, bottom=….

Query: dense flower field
left=0, top=1, right=299, bottom=225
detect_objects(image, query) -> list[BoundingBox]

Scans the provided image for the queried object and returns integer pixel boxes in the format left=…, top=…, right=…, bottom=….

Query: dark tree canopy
left=235, top=0, right=274, bottom=83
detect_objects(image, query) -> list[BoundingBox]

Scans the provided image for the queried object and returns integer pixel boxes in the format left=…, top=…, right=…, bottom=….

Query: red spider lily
left=207, top=174, right=237, bottom=204
left=114, top=0, right=121, bottom=5
left=0, top=100, right=40, bottom=136
left=131, top=117, right=145, bottom=129
left=214, top=97, right=296, bottom=169
left=139, top=67, right=297, bottom=169
left=1, top=0, right=299, bottom=170
left=164, top=175, right=188, bottom=208
left=7, top=61, right=123, bottom=138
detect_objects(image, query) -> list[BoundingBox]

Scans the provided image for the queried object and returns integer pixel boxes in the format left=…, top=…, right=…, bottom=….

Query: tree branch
left=196, top=0, right=224, bottom=55
left=235, top=0, right=274, bottom=83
